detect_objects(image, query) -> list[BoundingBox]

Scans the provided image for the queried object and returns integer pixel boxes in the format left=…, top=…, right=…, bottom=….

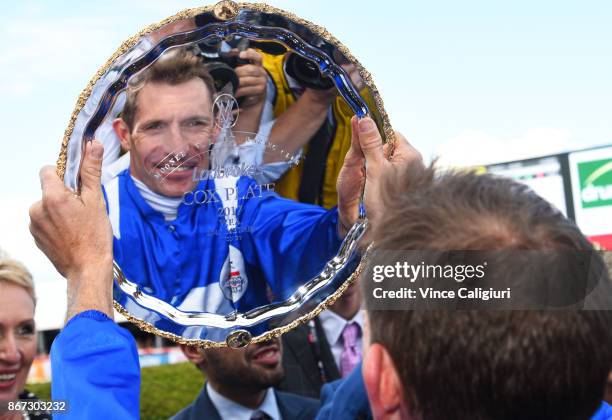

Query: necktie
left=340, top=322, right=362, bottom=377
left=251, top=410, right=272, bottom=420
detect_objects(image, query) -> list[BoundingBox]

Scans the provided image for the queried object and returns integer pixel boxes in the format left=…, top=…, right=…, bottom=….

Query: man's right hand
left=29, top=140, right=114, bottom=320
left=234, top=48, right=268, bottom=108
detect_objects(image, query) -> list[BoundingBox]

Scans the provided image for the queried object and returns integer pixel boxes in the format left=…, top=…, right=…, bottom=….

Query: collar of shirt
left=206, top=383, right=282, bottom=420
left=131, top=175, right=182, bottom=221
left=318, top=309, right=365, bottom=349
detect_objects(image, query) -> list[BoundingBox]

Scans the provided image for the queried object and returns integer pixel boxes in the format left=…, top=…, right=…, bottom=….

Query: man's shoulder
left=170, top=387, right=219, bottom=420
left=170, top=399, right=215, bottom=420
left=317, top=363, right=372, bottom=420
left=275, top=389, right=320, bottom=405
left=275, top=390, right=320, bottom=420
left=101, top=168, right=131, bottom=197
left=170, top=403, right=193, bottom=420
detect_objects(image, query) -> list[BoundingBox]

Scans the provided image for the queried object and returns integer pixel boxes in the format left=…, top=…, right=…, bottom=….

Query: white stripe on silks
left=104, top=176, right=121, bottom=239
left=214, top=175, right=240, bottom=230
left=176, top=282, right=234, bottom=314
left=214, top=175, right=249, bottom=303
left=226, top=245, right=248, bottom=302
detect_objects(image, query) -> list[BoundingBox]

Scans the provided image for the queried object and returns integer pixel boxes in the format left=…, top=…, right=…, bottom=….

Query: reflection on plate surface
left=61, top=2, right=389, bottom=346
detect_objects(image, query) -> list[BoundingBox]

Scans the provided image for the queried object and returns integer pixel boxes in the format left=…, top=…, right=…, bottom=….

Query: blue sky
left=0, top=0, right=610, bottom=328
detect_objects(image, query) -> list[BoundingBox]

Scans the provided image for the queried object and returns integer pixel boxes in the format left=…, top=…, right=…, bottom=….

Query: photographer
left=262, top=52, right=376, bottom=208
left=217, top=47, right=270, bottom=137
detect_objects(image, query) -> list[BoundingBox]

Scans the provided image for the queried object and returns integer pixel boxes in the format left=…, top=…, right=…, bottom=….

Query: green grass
left=27, top=362, right=205, bottom=420
left=139, top=362, right=204, bottom=419
left=26, top=381, right=50, bottom=400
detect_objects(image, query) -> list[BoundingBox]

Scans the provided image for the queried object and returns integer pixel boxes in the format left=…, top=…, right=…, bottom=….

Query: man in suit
left=174, top=336, right=319, bottom=420
left=280, top=281, right=364, bottom=399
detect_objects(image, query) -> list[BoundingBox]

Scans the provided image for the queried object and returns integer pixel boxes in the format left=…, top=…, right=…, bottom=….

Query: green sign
left=578, top=158, right=612, bottom=208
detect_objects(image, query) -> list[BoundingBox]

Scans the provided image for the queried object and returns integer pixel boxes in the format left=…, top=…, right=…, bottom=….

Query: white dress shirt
left=206, top=383, right=282, bottom=420
left=318, top=309, right=365, bottom=370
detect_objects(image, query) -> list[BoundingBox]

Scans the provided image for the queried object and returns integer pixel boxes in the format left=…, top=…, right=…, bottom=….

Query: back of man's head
left=363, top=162, right=612, bottom=420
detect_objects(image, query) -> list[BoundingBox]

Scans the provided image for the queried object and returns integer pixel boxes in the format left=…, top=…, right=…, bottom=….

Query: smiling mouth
left=0, top=373, right=16, bottom=382
left=154, top=152, right=206, bottom=178
left=0, top=372, right=17, bottom=388
left=155, top=160, right=198, bottom=178
left=250, top=344, right=281, bottom=365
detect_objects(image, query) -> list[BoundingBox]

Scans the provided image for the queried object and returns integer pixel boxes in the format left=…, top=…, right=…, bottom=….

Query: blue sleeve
left=50, top=310, right=140, bottom=420
left=591, top=402, right=612, bottom=420
left=242, top=193, right=344, bottom=300
left=316, top=362, right=372, bottom=420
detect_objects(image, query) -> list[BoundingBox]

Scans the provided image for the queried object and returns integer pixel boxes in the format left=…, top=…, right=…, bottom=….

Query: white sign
left=488, top=156, right=568, bottom=216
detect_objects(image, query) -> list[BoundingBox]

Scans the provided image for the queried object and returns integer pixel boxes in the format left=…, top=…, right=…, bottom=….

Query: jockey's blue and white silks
left=102, top=169, right=343, bottom=314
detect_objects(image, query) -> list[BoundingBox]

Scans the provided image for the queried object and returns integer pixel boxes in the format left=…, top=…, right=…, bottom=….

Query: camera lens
left=285, top=53, right=334, bottom=90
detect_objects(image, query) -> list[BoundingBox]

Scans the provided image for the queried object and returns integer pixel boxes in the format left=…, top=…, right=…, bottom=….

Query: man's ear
left=113, top=118, right=132, bottom=151
left=180, top=344, right=206, bottom=366
left=363, top=343, right=404, bottom=420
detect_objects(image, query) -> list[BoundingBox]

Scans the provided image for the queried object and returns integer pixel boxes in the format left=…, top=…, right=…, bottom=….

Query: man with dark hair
left=174, top=338, right=319, bottom=419
left=359, top=162, right=612, bottom=420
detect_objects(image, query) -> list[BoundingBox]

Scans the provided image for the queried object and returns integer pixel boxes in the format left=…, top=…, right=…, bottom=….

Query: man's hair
left=365, top=162, right=612, bottom=420
left=0, top=258, right=36, bottom=305
left=121, top=48, right=216, bottom=131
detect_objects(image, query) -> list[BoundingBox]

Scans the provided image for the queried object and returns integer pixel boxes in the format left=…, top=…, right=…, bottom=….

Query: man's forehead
left=134, top=78, right=213, bottom=118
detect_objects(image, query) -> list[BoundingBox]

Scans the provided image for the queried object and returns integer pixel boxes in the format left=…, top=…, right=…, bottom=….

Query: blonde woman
left=0, top=258, right=50, bottom=420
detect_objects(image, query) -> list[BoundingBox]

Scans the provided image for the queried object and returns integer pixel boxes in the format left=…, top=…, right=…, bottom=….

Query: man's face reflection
left=118, top=78, right=215, bottom=197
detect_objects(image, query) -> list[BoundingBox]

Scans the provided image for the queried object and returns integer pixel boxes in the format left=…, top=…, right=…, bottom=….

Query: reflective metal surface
left=60, top=1, right=390, bottom=345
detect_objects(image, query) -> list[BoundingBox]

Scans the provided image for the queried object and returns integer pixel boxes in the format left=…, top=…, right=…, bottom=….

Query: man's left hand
left=336, top=116, right=422, bottom=236
left=29, top=140, right=114, bottom=320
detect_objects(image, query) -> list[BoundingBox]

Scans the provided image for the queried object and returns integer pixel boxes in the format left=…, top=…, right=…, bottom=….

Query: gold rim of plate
left=58, top=1, right=388, bottom=347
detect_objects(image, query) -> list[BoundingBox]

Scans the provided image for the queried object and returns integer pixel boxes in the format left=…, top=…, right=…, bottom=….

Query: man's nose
left=167, top=124, right=187, bottom=152
left=0, top=334, right=22, bottom=365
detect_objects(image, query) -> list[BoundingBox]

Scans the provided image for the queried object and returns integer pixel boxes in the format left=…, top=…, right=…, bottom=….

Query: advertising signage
left=569, top=146, right=612, bottom=250
left=482, top=145, right=612, bottom=250
left=576, top=157, right=612, bottom=209
left=487, top=155, right=571, bottom=217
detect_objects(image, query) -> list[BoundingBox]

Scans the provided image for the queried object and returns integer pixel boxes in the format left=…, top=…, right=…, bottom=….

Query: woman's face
left=0, top=282, right=36, bottom=402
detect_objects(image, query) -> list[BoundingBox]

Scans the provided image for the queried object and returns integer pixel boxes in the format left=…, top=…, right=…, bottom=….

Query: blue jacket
left=104, top=170, right=342, bottom=315
left=316, top=363, right=372, bottom=420
left=51, top=311, right=140, bottom=419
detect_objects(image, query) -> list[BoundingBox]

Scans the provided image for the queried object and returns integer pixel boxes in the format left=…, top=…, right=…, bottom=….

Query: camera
left=196, top=37, right=250, bottom=99
left=285, top=53, right=335, bottom=91
left=196, top=37, right=287, bottom=107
